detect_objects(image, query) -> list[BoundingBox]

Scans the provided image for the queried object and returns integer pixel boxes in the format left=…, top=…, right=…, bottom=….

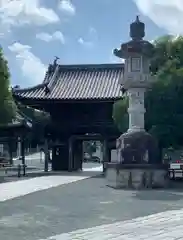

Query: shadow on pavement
left=25, top=170, right=104, bottom=178
left=134, top=190, right=183, bottom=201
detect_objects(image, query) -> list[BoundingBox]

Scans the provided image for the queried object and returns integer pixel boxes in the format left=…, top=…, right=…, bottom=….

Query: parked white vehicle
left=169, top=160, right=183, bottom=179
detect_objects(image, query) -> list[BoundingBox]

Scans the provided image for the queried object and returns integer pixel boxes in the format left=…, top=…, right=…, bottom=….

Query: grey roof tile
left=13, top=63, right=124, bottom=100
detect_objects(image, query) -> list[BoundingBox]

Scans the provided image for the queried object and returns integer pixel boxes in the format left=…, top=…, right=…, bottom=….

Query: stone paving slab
left=0, top=175, right=96, bottom=202
left=39, top=208, right=183, bottom=239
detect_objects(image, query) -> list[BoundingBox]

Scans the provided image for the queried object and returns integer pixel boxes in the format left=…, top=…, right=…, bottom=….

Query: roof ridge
left=57, top=63, right=124, bottom=70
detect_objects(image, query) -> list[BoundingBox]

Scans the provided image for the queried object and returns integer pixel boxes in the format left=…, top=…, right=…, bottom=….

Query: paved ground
left=1, top=169, right=183, bottom=239
left=42, top=209, right=183, bottom=239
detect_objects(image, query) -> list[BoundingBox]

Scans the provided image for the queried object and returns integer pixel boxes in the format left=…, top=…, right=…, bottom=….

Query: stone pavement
left=40, top=208, right=183, bottom=239
left=0, top=175, right=91, bottom=202
left=1, top=172, right=183, bottom=239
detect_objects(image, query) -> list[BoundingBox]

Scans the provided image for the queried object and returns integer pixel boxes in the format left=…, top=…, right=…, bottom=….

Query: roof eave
left=13, top=95, right=122, bottom=103
left=12, top=83, right=46, bottom=94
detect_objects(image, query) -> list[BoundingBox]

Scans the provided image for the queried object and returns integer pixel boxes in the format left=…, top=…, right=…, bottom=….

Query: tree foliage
left=18, top=104, right=50, bottom=124
left=18, top=103, right=50, bottom=143
left=113, top=35, right=183, bottom=148
left=112, top=97, right=128, bottom=133
left=83, top=141, right=98, bottom=158
left=0, top=47, right=16, bottom=124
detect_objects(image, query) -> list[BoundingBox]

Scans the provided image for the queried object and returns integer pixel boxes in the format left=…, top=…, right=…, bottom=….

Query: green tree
left=0, top=47, right=16, bottom=124
left=32, top=108, right=50, bottom=143
left=146, top=35, right=183, bottom=147
left=112, top=97, right=128, bottom=133
left=17, top=103, right=50, bottom=143
left=83, top=141, right=98, bottom=158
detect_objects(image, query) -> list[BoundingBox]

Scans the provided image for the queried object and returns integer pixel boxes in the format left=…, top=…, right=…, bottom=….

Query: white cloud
left=0, top=0, right=59, bottom=35
left=89, top=27, right=97, bottom=35
left=89, top=27, right=98, bottom=41
left=8, top=42, right=46, bottom=85
left=78, top=38, right=93, bottom=47
left=36, top=31, right=65, bottom=44
left=134, top=0, right=183, bottom=35
left=59, top=0, right=75, bottom=15
left=78, top=27, right=97, bottom=48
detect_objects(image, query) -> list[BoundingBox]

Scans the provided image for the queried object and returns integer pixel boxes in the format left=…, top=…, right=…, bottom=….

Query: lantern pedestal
left=105, top=131, right=169, bottom=189
left=105, top=163, right=168, bottom=189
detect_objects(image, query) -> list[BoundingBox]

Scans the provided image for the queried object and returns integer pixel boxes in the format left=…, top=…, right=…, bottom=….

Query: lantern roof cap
left=130, top=15, right=145, bottom=40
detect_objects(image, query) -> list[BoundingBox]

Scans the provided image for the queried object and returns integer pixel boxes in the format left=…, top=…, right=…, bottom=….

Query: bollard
left=103, top=162, right=106, bottom=173
left=22, top=164, right=27, bottom=176
left=17, top=164, right=21, bottom=178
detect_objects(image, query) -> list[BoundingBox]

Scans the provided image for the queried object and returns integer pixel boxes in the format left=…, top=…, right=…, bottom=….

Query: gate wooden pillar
left=68, top=136, right=83, bottom=171
left=68, top=136, right=73, bottom=171
left=52, top=139, right=70, bottom=171
left=73, top=139, right=83, bottom=171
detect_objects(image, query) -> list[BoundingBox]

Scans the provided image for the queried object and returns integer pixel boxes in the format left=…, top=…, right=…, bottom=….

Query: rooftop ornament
left=47, top=56, right=60, bottom=75
left=53, top=56, right=60, bottom=66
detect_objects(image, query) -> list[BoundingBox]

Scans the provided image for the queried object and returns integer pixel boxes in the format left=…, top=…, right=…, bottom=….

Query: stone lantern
left=114, top=15, right=154, bottom=133
left=105, top=16, right=168, bottom=189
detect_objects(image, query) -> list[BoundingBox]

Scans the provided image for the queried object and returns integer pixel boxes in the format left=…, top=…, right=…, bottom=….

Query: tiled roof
left=13, top=63, right=124, bottom=101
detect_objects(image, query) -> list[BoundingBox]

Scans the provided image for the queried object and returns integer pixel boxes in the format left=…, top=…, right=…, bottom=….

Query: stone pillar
left=113, top=16, right=155, bottom=138
left=128, top=88, right=146, bottom=132
left=103, top=139, right=110, bottom=172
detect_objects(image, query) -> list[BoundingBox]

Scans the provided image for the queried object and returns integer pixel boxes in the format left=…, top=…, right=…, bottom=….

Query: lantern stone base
left=105, top=163, right=168, bottom=189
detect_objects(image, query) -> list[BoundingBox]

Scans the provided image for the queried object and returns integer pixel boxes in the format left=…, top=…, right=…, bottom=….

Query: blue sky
left=0, top=0, right=180, bottom=87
